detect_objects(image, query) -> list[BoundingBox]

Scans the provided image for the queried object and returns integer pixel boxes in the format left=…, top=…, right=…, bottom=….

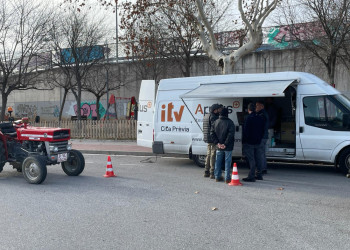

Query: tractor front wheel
left=22, top=156, right=47, bottom=184
left=61, top=150, right=85, bottom=176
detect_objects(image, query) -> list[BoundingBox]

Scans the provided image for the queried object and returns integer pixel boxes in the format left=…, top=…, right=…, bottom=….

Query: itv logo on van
left=161, top=103, right=184, bottom=122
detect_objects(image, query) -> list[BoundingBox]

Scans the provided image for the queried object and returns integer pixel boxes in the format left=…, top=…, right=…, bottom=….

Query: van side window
left=303, top=96, right=350, bottom=131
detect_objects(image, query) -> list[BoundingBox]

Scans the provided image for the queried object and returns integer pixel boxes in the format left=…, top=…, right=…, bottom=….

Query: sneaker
left=215, top=177, right=224, bottom=182
left=262, top=170, right=268, bottom=174
left=204, top=172, right=210, bottom=178
left=242, top=177, right=256, bottom=182
left=225, top=179, right=231, bottom=184
left=255, top=175, right=263, bottom=180
left=210, top=175, right=215, bottom=179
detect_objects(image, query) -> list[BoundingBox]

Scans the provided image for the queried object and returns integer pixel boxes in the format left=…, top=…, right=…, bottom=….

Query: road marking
left=82, top=153, right=187, bottom=160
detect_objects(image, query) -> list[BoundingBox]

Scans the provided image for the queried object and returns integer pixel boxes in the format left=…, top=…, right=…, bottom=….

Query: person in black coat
left=242, top=103, right=265, bottom=182
left=202, top=103, right=222, bottom=178
left=256, top=100, right=269, bottom=174
left=210, top=108, right=235, bottom=183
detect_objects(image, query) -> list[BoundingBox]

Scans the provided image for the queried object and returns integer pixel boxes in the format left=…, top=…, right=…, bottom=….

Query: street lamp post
left=116, top=3, right=118, bottom=62
left=106, top=41, right=109, bottom=120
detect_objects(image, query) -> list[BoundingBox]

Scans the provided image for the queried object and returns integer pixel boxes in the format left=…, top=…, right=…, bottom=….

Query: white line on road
left=82, top=153, right=188, bottom=160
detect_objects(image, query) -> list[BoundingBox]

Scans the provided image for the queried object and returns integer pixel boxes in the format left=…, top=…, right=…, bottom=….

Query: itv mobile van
left=137, top=72, right=350, bottom=174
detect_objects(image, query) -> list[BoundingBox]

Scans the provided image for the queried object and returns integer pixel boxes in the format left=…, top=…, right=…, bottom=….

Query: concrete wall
left=3, top=48, right=350, bottom=121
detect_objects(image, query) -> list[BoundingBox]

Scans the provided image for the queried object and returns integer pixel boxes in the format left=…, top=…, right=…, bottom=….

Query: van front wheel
left=338, top=148, right=350, bottom=174
left=193, top=155, right=206, bottom=168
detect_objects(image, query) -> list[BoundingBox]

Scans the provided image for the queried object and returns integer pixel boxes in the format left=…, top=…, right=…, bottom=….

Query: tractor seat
left=0, top=122, right=17, bottom=137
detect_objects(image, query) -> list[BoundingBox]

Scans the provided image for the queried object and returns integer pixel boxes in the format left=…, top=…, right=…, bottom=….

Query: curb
left=79, top=150, right=187, bottom=158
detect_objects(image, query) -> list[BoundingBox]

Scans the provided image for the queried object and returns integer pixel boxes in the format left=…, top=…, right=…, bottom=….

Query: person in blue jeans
left=210, top=108, right=235, bottom=183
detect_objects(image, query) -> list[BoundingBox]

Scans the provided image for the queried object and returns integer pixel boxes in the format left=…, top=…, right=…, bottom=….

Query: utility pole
left=116, top=3, right=118, bottom=62
left=106, top=41, right=109, bottom=120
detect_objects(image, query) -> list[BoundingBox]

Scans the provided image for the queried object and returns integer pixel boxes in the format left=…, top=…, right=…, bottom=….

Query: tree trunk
left=59, top=88, right=68, bottom=121
left=96, top=96, right=101, bottom=120
left=1, top=94, right=8, bottom=121
left=221, top=56, right=234, bottom=74
left=71, top=88, right=81, bottom=121
left=76, top=77, right=82, bottom=121
left=329, top=55, right=337, bottom=87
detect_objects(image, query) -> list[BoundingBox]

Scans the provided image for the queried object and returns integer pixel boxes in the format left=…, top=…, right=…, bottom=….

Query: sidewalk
left=71, top=139, right=154, bottom=156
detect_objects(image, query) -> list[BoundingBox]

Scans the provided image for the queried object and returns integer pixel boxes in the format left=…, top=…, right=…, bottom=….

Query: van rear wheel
left=338, top=148, right=350, bottom=174
left=193, top=155, right=206, bottom=168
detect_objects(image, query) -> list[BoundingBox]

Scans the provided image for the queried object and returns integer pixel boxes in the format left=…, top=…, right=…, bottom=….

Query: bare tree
left=47, top=8, right=108, bottom=120
left=120, top=0, right=202, bottom=78
left=83, top=64, right=125, bottom=120
left=118, top=0, right=280, bottom=75
left=63, top=0, right=280, bottom=75
left=122, top=23, right=171, bottom=83
left=46, top=68, right=74, bottom=121
left=276, top=0, right=350, bottom=86
left=194, top=0, right=280, bottom=74
left=0, top=0, right=52, bottom=120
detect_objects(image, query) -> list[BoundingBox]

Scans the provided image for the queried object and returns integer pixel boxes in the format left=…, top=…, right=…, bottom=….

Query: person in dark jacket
left=242, top=103, right=265, bottom=182
left=203, top=103, right=222, bottom=178
left=256, top=100, right=269, bottom=174
left=210, top=108, right=235, bottom=183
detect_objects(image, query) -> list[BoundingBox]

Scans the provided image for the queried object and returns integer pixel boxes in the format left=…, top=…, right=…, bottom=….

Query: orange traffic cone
left=228, top=163, right=242, bottom=186
left=104, top=156, right=116, bottom=177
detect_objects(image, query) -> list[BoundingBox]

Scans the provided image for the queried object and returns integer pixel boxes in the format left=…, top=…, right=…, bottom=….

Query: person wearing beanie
left=210, top=107, right=235, bottom=183
left=202, top=103, right=223, bottom=178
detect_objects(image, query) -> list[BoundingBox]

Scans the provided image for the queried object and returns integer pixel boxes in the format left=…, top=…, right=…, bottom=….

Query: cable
left=140, top=155, right=158, bottom=163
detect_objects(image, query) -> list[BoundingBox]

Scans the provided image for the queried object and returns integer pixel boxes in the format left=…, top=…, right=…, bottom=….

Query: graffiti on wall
left=14, top=103, right=60, bottom=120
left=41, top=105, right=60, bottom=117
left=11, top=96, right=132, bottom=121
left=215, top=22, right=326, bottom=50
left=266, top=22, right=326, bottom=50
left=73, top=101, right=106, bottom=119
left=15, top=104, right=38, bottom=118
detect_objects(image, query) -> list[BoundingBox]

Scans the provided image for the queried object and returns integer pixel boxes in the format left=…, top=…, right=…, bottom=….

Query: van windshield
left=334, top=94, right=350, bottom=112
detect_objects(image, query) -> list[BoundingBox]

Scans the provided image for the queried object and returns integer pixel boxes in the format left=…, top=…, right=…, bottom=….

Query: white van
left=137, top=72, right=350, bottom=174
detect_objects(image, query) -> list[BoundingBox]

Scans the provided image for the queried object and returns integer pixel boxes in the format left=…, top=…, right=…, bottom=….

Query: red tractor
left=0, top=118, right=85, bottom=184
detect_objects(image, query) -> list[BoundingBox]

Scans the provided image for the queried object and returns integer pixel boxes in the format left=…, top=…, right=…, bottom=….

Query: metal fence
left=35, top=120, right=137, bottom=140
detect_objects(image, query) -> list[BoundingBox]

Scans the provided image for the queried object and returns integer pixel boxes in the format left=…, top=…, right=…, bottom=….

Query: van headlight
left=49, top=146, right=58, bottom=152
left=67, top=143, right=72, bottom=150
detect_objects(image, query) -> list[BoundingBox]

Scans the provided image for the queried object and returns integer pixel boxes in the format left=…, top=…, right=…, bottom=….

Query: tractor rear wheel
left=62, top=150, right=85, bottom=176
left=22, top=156, right=47, bottom=184
left=0, top=141, right=6, bottom=173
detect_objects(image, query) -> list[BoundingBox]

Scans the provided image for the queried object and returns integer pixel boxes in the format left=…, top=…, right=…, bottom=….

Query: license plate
left=57, top=153, right=68, bottom=162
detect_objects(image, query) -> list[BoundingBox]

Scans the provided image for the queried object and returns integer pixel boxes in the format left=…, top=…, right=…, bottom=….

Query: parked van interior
left=241, top=86, right=297, bottom=158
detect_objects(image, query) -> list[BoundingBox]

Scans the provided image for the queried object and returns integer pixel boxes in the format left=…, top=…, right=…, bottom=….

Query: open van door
left=137, top=80, right=155, bottom=148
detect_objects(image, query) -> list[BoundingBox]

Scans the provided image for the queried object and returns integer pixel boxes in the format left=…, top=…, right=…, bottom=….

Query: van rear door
left=137, top=80, right=155, bottom=148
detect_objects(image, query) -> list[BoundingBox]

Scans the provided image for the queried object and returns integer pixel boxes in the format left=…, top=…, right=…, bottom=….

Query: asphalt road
left=0, top=154, right=349, bottom=250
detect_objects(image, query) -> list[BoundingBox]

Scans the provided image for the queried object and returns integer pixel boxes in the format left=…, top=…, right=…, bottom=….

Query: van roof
left=158, top=71, right=331, bottom=91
